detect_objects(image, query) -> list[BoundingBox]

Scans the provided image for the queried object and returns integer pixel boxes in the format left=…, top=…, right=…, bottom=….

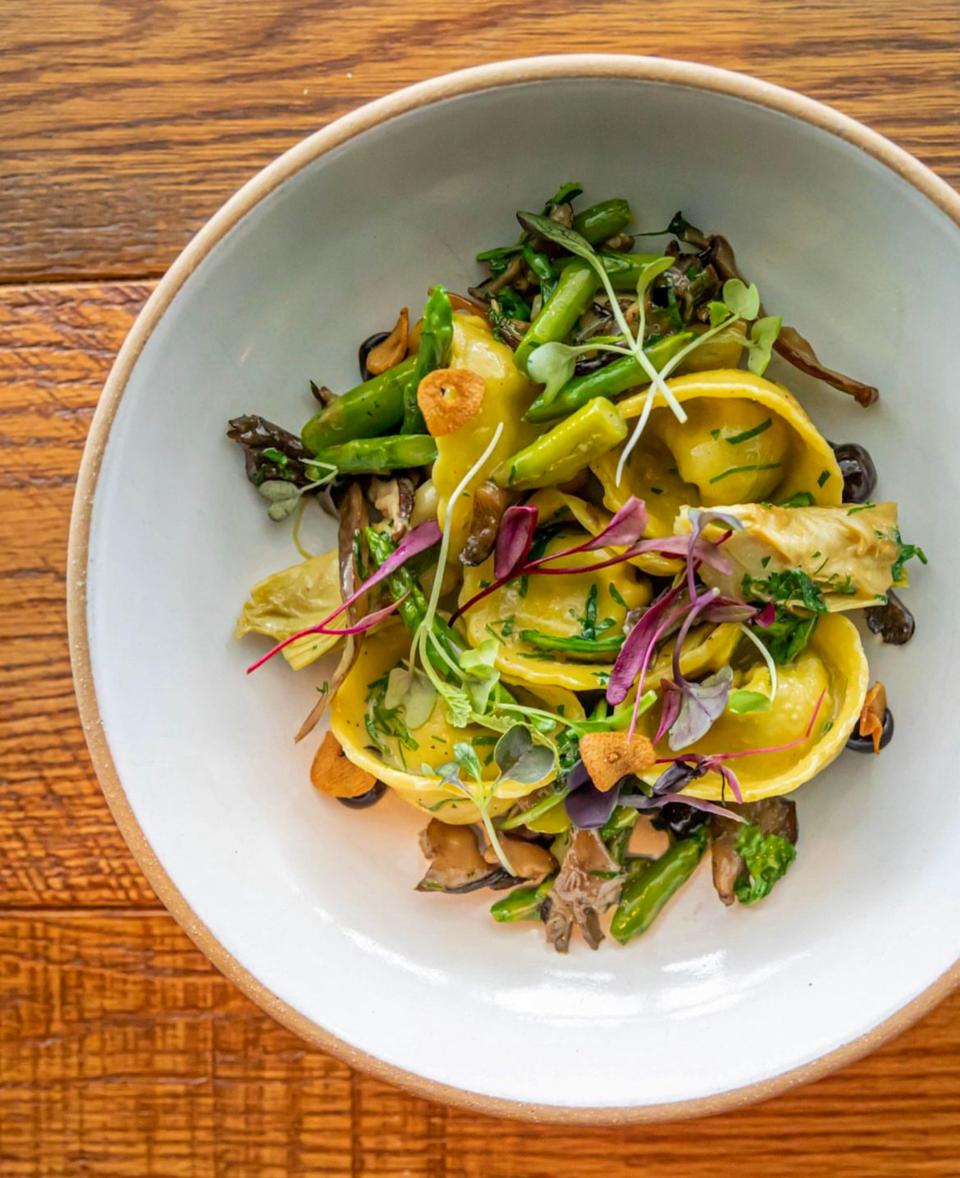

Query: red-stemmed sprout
left=245, top=519, right=441, bottom=673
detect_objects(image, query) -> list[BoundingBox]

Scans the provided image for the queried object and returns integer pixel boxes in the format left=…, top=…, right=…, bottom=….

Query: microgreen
left=727, top=689, right=772, bottom=715
left=383, top=665, right=437, bottom=730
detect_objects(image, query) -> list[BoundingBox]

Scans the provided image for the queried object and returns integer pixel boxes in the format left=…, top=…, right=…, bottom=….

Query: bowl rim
left=67, top=53, right=960, bottom=1124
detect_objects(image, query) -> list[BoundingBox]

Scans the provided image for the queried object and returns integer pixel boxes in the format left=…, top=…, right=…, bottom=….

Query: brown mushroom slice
left=310, top=731, right=377, bottom=799
left=460, top=481, right=515, bottom=567
left=295, top=482, right=368, bottom=742
left=368, top=475, right=415, bottom=540
left=545, top=830, right=625, bottom=952
left=710, top=798, right=798, bottom=906
left=365, top=308, right=409, bottom=376
left=417, top=820, right=508, bottom=893
left=484, top=836, right=555, bottom=882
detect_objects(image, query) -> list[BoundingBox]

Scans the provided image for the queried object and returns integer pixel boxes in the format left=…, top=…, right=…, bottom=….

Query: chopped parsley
left=890, top=528, right=928, bottom=583
left=779, top=491, right=815, bottom=508
left=817, top=470, right=831, bottom=487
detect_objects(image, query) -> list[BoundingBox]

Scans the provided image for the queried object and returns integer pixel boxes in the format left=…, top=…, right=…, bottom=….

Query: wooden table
left=2, top=3, right=958, bottom=1173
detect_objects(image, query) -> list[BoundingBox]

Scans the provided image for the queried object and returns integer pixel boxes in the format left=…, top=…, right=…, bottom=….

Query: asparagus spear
left=572, top=198, right=633, bottom=244
left=406, top=287, right=454, bottom=433
left=610, top=827, right=708, bottom=943
left=494, top=397, right=627, bottom=490
left=599, top=805, right=639, bottom=865
left=301, top=356, right=416, bottom=453
left=524, top=332, right=693, bottom=422
left=514, top=259, right=599, bottom=373
left=315, top=434, right=437, bottom=474
left=557, top=251, right=662, bottom=291
left=490, top=876, right=555, bottom=922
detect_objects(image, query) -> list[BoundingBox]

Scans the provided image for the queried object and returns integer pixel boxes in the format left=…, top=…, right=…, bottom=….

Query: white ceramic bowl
left=69, top=56, right=960, bottom=1121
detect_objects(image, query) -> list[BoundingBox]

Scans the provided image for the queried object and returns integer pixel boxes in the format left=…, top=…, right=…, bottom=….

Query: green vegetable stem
left=407, top=287, right=454, bottom=433
left=365, top=528, right=462, bottom=674
left=572, top=198, right=633, bottom=244
left=600, top=805, right=639, bottom=864
left=525, top=334, right=692, bottom=423
left=558, top=251, right=663, bottom=291
left=611, top=827, right=708, bottom=944
left=315, top=434, right=437, bottom=474
left=514, top=259, right=599, bottom=373
left=519, top=630, right=624, bottom=661
left=490, top=876, right=555, bottom=923
left=494, top=397, right=627, bottom=489
left=301, top=356, right=417, bottom=453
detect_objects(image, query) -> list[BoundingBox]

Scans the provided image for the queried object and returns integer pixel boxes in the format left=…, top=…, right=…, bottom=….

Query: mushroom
left=483, top=835, right=554, bottom=882
left=460, top=481, right=514, bottom=567
left=710, top=798, right=799, bottom=906
left=310, top=731, right=378, bottom=799
left=364, top=308, right=409, bottom=376
left=417, top=820, right=508, bottom=893
left=295, top=482, right=368, bottom=743
left=545, top=830, right=625, bottom=952
left=857, top=681, right=888, bottom=754
left=368, top=475, right=415, bottom=540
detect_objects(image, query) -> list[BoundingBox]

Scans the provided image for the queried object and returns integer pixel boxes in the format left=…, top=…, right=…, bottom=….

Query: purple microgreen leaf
left=755, top=601, right=777, bottom=627
left=607, top=586, right=683, bottom=707
left=699, top=597, right=757, bottom=624
left=685, top=508, right=744, bottom=601
left=522, top=496, right=649, bottom=574
left=494, top=504, right=538, bottom=581
left=654, top=680, right=683, bottom=743
left=565, top=777, right=622, bottom=828
left=667, top=665, right=733, bottom=751
left=246, top=520, right=440, bottom=673
left=718, top=764, right=744, bottom=803
left=620, top=790, right=748, bottom=823
left=651, top=759, right=706, bottom=794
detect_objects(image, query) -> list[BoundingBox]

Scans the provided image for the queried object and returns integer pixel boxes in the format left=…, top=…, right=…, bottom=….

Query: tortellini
left=635, top=613, right=869, bottom=802
left=458, top=490, right=651, bottom=692
left=329, top=622, right=561, bottom=823
left=592, top=370, right=843, bottom=535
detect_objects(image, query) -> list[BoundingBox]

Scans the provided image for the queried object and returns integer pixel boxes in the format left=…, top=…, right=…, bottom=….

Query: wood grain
left=0, top=282, right=157, bottom=908
left=1, top=914, right=958, bottom=1176
left=2, top=2, right=959, bottom=1172
left=2, top=0, right=959, bottom=283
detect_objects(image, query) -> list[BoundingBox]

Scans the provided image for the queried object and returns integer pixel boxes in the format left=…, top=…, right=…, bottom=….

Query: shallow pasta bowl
left=68, top=55, right=960, bottom=1121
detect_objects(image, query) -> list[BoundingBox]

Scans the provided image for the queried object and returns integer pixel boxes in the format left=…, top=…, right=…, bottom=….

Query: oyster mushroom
left=483, top=836, right=555, bottom=882
left=417, top=820, right=508, bottom=894
left=545, top=830, right=625, bottom=952
left=310, top=731, right=377, bottom=799
left=368, top=475, right=415, bottom=540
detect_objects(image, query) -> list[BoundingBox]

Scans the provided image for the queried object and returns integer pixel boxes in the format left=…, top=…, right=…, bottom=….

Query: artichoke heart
left=235, top=549, right=342, bottom=670
left=683, top=501, right=901, bottom=610
left=592, top=370, right=842, bottom=536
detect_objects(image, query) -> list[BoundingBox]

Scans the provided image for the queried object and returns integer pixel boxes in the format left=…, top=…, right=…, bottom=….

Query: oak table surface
left=2, top=2, right=959, bottom=1174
